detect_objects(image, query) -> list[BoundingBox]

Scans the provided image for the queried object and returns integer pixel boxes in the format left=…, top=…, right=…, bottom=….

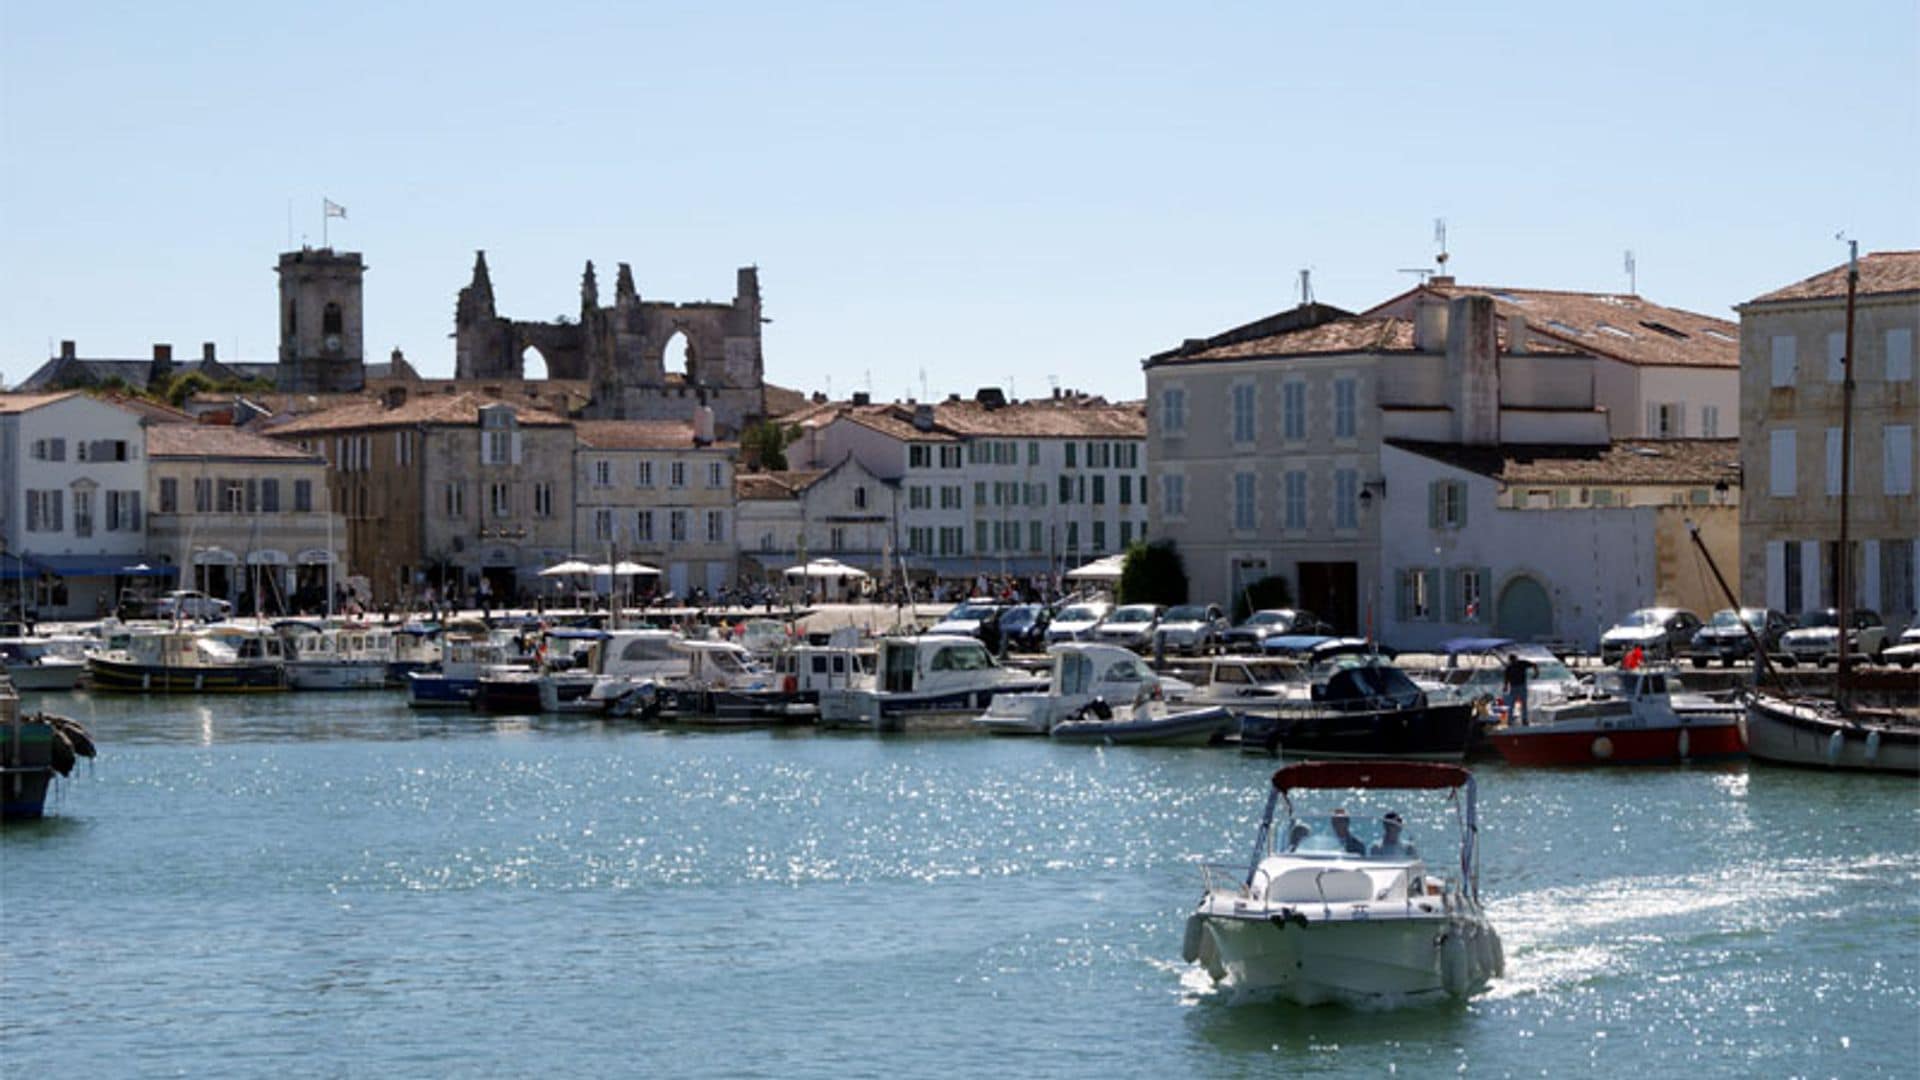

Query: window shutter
left=129, top=491, right=141, bottom=530
left=1455, top=481, right=1469, bottom=528
left=26, top=495, right=40, bottom=532
left=1477, top=567, right=1492, bottom=623
left=1646, top=403, right=1658, bottom=436
left=51, top=438, right=65, bottom=461
left=510, top=432, right=524, bottom=465
left=50, top=491, right=63, bottom=531
left=1443, top=569, right=1459, bottom=622
left=1394, top=570, right=1410, bottom=621
left=1427, top=482, right=1441, bottom=528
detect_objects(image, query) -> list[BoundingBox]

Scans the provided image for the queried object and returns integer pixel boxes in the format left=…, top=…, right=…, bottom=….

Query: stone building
left=145, top=423, right=345, bottom=614
left=277, top=248, right=368, bottom=393
left=572, top=418, right=738, bottom=600
left=1736, top=250, right=1918, bottom=629
left=268, top=389, right=576, bottom=608
left=454, top=253, right=767, bottom=434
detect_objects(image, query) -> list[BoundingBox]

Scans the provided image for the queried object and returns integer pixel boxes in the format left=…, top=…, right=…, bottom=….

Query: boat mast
left=1835, top=240, right=1858, bottom=710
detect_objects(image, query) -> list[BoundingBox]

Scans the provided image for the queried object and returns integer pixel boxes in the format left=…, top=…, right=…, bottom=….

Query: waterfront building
left=144, top=423, right=345, bottom=615
left=572, top=418, right=738, bottom=599
left=1145, top=280, right=1738, bottom=632
left=0, top=392, right=157, bottom=618
left=1378, top=438, right=1741, bottom=651
left=1736, top=251, right=1919, bottom=630
left=268, top=389, right=575, bottom=607
left=783, top=391, right=1147, bottom=583
left=734, top=457, right=898, bottom=582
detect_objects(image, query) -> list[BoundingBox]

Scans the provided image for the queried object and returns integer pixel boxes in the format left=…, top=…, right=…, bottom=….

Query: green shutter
left=1443, top=568, right=1459, bottom=622
left=1455, top=481, right=1469, bottom=528
left=1394, top=571, right=1410, bottom=620
left=1428, top=482, right=1441, bottom=528
left=1477, top=567, right=1493, bottom=623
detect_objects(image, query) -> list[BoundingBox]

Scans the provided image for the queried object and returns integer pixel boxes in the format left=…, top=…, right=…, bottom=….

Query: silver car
left=1154, top=604, right=1228, bottom=655
left=1599, top=607, right=1701, bottom=664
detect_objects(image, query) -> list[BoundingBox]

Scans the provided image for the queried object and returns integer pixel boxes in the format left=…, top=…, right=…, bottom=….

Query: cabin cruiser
left=87, top=623, right=287, bottom=693
left=475, top=627, right=613, bottom=714
left=387, top=623, right=443, bottom=686
left=817, top=634, right=1047, bottom=732
left=975, top=642, right=1176, bottom=735
left=1210, top=656, right=1479, bottom=761
left=1183, top=761, right=1502, bottom=1005
left=538, top=628, right=693, bottom=716
left=407, top=618, right=515, bottom=708
left=657, top=640, right=815, bottom=723
left=1486, top=668, right=1744, bottom=766
left=0, top=636, right=87, bottom=691
left=277, top=621, right=395, bottom=690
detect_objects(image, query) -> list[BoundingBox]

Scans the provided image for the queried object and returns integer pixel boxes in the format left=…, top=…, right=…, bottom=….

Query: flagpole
left=322, top=198, right=328, bottom=248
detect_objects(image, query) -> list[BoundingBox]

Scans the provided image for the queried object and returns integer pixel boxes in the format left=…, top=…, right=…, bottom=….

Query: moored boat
left=1487, top=669, right=1746, bottom=766
left=0, top=636, right=87, bottom=691
left=1220, top=658, right=1479, bottom=761
left=85, top=623, right=286, bottom=693
left=278, top=620, right=395, bottom=690
left=1182, top=761, right=1502, bottom=1005
left=1742, top=694, right=1920, bottom=775
left=1048, top=700, right=1236, bottom=746
left=407, top=619, right=514, bottom=708
left=659, top=640, right=815, bottom=724
left=975, top=642, right=1172, bottom=736
left=818, top=634, right=1047, bottom=732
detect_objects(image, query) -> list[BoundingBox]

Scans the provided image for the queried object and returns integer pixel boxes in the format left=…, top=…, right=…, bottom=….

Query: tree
left=740, top=420, right=800, bottom=472
left=1232, top=574, right=1294, bottom=622
left=1117, top=540, right=1188, bottom=606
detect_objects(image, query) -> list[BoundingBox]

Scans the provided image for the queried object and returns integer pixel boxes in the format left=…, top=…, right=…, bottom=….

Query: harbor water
left=4, top=691, right=1915, bottom=1077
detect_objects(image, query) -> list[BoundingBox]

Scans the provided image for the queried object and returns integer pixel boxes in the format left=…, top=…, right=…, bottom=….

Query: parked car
left=1045, top=601, right=1111, bottom=644
left=928, top=600, right=1004, bottom=640
left=1687, top=607, right=1793, bottom=667
left=997, top=603, right=1051, bottom=653
left=1598, top=607, right=1702, bottom=664
left=1779, top=608, right=1888, bottom=667
left=1220, top=609, right=1326, bottom=653
left=1093, top=603, right=1164, bottom=650
left=1154, top=603, right=1228, bottom=655
left=1884, top=625, right=1920, bottom=669
left=154, top=589, right=232, bottom=621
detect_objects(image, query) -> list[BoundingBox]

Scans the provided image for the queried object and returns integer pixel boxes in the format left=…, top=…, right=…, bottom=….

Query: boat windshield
left=1283, top=814, right=1422, bottom=859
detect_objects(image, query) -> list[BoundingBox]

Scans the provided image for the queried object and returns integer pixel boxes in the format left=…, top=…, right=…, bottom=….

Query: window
left=706, top=511, right=726, bottom=543
left=594, top=508, right=614, bottom=541
left=261, top=479, right=280, bottom=513
left=636, top=461, right=654, bottom=487
left=1399, top=568, right=1435, bottom=620
left=30, top=437, right=66, bottom=461
left=1282, top=381, right=1306, bottom=441
left=708, top=461, right=724, bottom=488
left=1161, top=474, right=1185, bottom=518
left=1334, top=469, right=1358, bottom=529
left=193, top=477, right=212, bottom=513
left=1430, top=480, right=1467, bottom=528
left=1782, top=539, right=1804, bottom=612
left=1701, top=405, right=1720, bottom=438
left=939, top=446, right=961, bottom=468
left=1028, top=520, right=1042, bottom=552
left=1827, top=332, right=1846, bottom=382
left=489, top=482, right=511, bottom=518
left=594, top=459, right=612, bottom=486
left=159, top=477, right=178, bottom=514
left=1119, top=475, right=1132, bottom=505
left=1161, top=387, right=1187, bottom=434
left=908, top=486, right=928, bottom=510
left=1231, top=383, right=1256, bottom=443
left=941, top=485, right=962, bottom=509
left=1455, top=567, right=1486, bottom=622
left=1282, top=468, right=1313, bottom=526
left=670, top=510, right=688, bottom=542
left=1886, top=425, right=1914, bottom=496
left=443, top=482, right=464, bottom=517
left=634, top=510, right=654, bottom=543
left=1233, top=472, right=1257, bottom=531
left=1883, top=539, right=1916, bottom=616
left=670, top=462, right=686, bottom=489
left=219, top=479, right=244, bottom=514
left=105, top=489, right=140, bottom=531
left=483, top=429, right=512, bottom=465
left=72, top=489, right=93, bottom=537
left=1334, top=378, right=1356, bottom=439
left=294, top=479, right=313, bottom=513
left=533, top=482, right=553, bottom=517
left=1120, top=520, right=1133, bottom=547
left=1066, top=522, right=1079, bottom=551
left=1091, top=521, right=1106, bottom=553
left=1028, top=441, right=1039, bottom=466
left=1769, top=429, right=1797, bottom=497
left=1888, top=328, right=1914, bottom=383
left=1064, top=442, right=1077, bottom=469
left=854, top=486, right=867, bottom=510
left=1648, top=402, right=1684, bottom=437
left=975, top=520, right=990, bottom=553
left=1092, top=476, right=1106, bottom=505
left=1770, top=335, right=1797, bottom=387
left=909, top=445, right=930, bottom=469
left=396, top=430, right=412, bottom=466
left=25, top=490, right=62, bottom=532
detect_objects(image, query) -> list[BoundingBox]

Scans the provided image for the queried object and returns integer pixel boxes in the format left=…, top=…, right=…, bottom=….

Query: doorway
left=1297, top=561, right=1359, bottom=635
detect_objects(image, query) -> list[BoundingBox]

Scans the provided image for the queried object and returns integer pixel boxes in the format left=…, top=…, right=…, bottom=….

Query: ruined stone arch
left=661, top=328, right=695, bottom=382
left=520, top=345, right=550, bottom=381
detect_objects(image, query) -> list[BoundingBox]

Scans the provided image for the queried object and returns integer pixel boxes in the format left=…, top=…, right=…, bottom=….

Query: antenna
left=1397, top=268, right=1434, bottom=284
left=1434, top=218, right=1450, bottom=273
left=919, top=367, right=928, bottom=402
left=863, top=368, right=872, bottom=393
left=1008, top=375, right=1017, bottom=400
left=1298, top=268, right=1314, bottom=305
left=1624, top=250, right=1637, bottom=294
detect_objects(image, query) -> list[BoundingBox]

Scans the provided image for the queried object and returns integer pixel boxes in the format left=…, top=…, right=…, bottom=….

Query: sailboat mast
left=1836, top=240, right=1858, bottom=708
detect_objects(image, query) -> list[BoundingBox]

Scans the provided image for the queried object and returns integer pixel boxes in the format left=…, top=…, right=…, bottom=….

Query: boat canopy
left=1270, top=761, right=1473, bottom=792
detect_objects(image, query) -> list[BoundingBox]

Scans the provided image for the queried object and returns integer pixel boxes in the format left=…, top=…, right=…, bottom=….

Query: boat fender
left=1677, top=728, right=1690, bottom=761
left=1265, top=909, right=1308, bottom=930
left=1865, top=731, right=1882, bottom=763
left=1440, top=930, right=1471, bottom=996
left=1181, top=914, right=1206, bottom=963
left=1591, top=735, right=1615, bottom=761
left=1826, top=730, right=1845, bottom=766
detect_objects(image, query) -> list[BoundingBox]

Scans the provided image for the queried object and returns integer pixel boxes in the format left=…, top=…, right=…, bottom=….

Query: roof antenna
left=918, top=367, right=928, bottom=402
left=1434, top=218, right=1450, bottom=274
left=1624, top=249, right=1637, bottom=295
left=1298, top=268, right=1314, bottom=306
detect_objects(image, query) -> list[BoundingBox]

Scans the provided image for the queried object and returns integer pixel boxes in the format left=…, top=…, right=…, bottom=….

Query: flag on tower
left=324, top=199, right=347, bottom=219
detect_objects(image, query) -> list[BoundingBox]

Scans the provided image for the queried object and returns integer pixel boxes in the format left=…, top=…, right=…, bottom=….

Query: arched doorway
left=521, top=346, right=549, bottom=381
left=1495, top=575, right=1553, bottom=642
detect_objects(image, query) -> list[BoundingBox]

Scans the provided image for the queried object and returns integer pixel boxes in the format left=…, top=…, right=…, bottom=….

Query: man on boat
left=1370, top=811, right=1418, bottom=858
left=1502, top=653, right=1537, bottom=725
left=1329, top=808, right=1367, bottom=855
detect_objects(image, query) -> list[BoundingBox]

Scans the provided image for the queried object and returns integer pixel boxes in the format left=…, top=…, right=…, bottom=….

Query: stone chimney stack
left=152, top=343, right=172, bottom=363
left=59, top=340, right=76, bottom=360
left=1446, top=295, right=1500, bottom=446
left=1413, top=293, right=1450, bottom=353
left=1506, top=315, right=1529, bottom=355
left=202, top=342, right=217, bottom=361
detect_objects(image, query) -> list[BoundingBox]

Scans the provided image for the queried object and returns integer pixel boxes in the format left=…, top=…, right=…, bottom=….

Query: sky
left=2, top=1, right=1916, bottom=402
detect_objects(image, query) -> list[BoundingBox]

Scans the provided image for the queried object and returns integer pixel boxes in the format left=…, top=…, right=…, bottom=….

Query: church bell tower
left=277, top=248, right=367, bottom=393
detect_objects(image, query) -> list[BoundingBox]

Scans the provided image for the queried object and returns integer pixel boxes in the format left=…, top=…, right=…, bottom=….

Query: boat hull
left=6, top=662, right=85, bottom=692
left=1186, top=910, right=1501, bottom=1005
left=660, top=686, right=817, bottom=725
left=1239, top=702, right=1478, bottom=761
left=819, top=681, right=1047, bottom=732
left=1744, top=695, right=1920, bottom=775
left=406, top=673, right=479, bottom=709
left=287, top=661, right=390, bottom=691
left=85, top=657, right=285, bottom=694
left=472, top=676, right=544, bottom=715
left=1, top=720, right=55, bottom=819
left=1488, top=716, right=1745, bottom=766
left=1050, top=706, right=1236, bottom=746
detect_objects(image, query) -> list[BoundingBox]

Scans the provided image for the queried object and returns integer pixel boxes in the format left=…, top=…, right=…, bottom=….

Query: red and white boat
left=1486, top=669, right=1745, bottom=766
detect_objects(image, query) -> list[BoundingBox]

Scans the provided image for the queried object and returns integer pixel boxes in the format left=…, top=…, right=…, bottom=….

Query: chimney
left=202, top=342, right=217, bottom=362
left=1506, top=315, right=1529, bottom=354
left=1446, top=295, right=1500, bottom=446
left=974, top=386, right=1007, bottom=410
left=152, top=343, right=173, bottom=363
left=59, top=340, right=75, bottom=360
left=912, top=403, right=935, bottom=431
left=851, top=391, right=871, bottom=407
left=384, top=386, right=409, bottom=409
left=1413, top=295, right=1449, bottom=353
left=693, top=405, right=716, bottom=446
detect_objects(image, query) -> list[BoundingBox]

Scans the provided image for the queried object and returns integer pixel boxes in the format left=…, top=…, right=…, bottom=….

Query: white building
left=1379, top=439, right=1741, bottom=651
left=734, top=456, right=897, bottom=579
left=0, top=392, right=157, bottom=618
left=573, top=420, right=737, bottom=600
left=785, top=392, right=1148, bottom=583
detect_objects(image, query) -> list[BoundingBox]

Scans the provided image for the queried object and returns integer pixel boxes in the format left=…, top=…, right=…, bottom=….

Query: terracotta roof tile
left=1745, top=250, right=1920, bottom=305
left=574, top=420, right=734, bottom=451
left=931, top=400, right=1145, bottom=438
left=0, top=391, right=84, bottom=414
left=1176, top=318, right=1416, bottom=361
left=1370, top=284, right=1739, bottom=369
left=148, top=424, right=324, bottom=462
left=1390, top=438, right=1742, bottom=487
left=733, top=469, right=827, bottom=500
left=265, top=391, right=571, bottom=436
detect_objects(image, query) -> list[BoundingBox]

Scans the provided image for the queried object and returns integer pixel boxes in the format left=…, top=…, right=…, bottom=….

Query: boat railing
left=1197, top=861, right=1255, bottom=898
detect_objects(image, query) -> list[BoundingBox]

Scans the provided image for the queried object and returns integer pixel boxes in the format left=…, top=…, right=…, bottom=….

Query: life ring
left=1676, top=728, right=1691, bottom=760
left=1591, top=735, right=1615, bottom=760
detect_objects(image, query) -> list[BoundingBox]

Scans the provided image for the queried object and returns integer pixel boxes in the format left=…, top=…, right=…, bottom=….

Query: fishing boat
left=0, top=680, right=96, bottom=819
left=817, top=634, right=1047, bottom=732
left=386, top=623, right=443, bottom=686
left=278, top=620, right=395, bottom=690
left=85, top=623, right=287, bottom=693
left=1182, top=761, right=1503, bottom=1005
left=975, top=642, right=1174, bottom=735
left=1485, top=669, right=1745, bottom=766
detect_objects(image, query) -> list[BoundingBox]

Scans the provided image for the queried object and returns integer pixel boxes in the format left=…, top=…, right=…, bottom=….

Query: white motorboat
left=658, top=640, right=815, bottom=724
left=0, top=636, right=87, bottom=691
left=543, top=628, right=693, bottom=716
left=1183, top=761, right=1503, bottom=1005
left=407, top=618, right=514, bottom=708
left=817, top=634, right=1047, bottom=732
left=277, top=621, right=395, bottom=690
left=975, top=642, right=1175, bottom=736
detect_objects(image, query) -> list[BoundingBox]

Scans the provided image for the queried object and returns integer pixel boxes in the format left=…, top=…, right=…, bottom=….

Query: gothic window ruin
left=521, top=346, right=549, bottom=381
left=662, top=330, right=692, bottom=381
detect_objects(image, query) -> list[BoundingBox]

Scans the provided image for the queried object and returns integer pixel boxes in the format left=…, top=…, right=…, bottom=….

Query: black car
left=997, top=604, right=1051, bottom=653
left=1688, top=607, right=1793, bottom=667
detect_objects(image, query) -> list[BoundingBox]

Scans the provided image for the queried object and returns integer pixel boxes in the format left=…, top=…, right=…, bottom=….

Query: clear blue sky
left=3, top=1, right=1916, bottom=401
